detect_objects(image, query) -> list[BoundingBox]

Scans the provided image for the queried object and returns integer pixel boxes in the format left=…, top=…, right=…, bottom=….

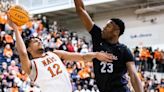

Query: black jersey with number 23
left=89, top=24, right=134, bottom=92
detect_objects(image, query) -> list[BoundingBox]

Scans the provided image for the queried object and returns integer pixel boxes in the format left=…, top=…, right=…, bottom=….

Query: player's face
left=28, top=38, right=44, bottom=52
left=102, top=20, right=119, bottom=40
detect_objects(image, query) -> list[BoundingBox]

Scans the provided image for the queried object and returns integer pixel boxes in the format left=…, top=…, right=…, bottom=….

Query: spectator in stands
left=140, top=47, right=149, bottom=71
left=42, top=16, right=49, bottom=32
left=74, top=85, right=83, bottom=92
left=67, top=63, right=74, bottom=77
left=147, top=47, right=154, bottom=72
left=3, top=44, right=13, bottom=62
left=0, top=12, right=7, bottom=31
left=161, top=78, right=164, bottom=87
left=55, top=37, right=63, bottom=49
left=59, top=40, right=67, bottom=51
left=80, top=44, right=89, bottom=54
left=72, top=36, right=78, bottom=46
left=154, top=48, right=162, bottom=72
left=10, top=82, right=19, bottom=92
left=66, top=40, right=75, bottom=52
left=160, top=50, right=164, bottom=72
left=4, top=33, right=14, bottom=46
left=8, top=60, right=18, bottom=73
left=21, top=28, right=32, bottom=39
left=1, top=62, right=7, bottom=73
left=81, top=84, right=90, bottom=92
left=91, top=85, right=100, bottom=92
left=133, top=46, right=140, bottom=70
left=1, top=79, right=9, bottom=92
left=0, top=31, right=5, bottom=49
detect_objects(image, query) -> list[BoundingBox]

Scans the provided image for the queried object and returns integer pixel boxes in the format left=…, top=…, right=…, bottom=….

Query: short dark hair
left=24, top=36, right=41, bottom=48
left=111, top=18, right=125, bottom=36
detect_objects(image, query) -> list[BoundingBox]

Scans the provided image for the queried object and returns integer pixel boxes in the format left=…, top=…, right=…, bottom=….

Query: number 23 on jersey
left=100, top=62, right=113, bottom=73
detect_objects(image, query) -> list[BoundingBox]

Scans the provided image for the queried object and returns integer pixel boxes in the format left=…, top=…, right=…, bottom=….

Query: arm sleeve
left=124, top=48, right=135, bottom=63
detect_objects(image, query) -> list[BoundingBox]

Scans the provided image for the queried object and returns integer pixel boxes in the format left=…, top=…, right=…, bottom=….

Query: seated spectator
left=3, top=44, right=13, bottom=62
left=4, top=34, right=14, bottom=45
left=67, top=64, right=74, bottom=75
left=80, top=44, right=89, bottom=54
left=155, top=83, right=164, bottom=92
left=11, top=82, right=19, bottom=92
left=1, top=62, right=8, bottom=73
left=74, top=85, right=83, bottom=92
left=0, top=31, right=5, bottom=49
left=78, top=67, right=90, bottom=80
left=1, top=70, right=9, bottom=80
left=91, top=85, right=100, bottom=92
left=66, top=40, right=75, bottom=52
left=8, top=60, right=19, bottom=73
left=81, top=85, right=90, bottom=92
left=55, top=37, right=63, bottom=49
left=0, top=12, right=7, bottom=31
left=1, top=79, right=9, bottom=92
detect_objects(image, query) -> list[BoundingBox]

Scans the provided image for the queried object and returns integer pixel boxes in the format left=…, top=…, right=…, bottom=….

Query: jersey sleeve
left=89, top=24, right=102, bottom=46
left=124, top=47, right=135, bottom=63
left=29, top=60, right=37, bottom=82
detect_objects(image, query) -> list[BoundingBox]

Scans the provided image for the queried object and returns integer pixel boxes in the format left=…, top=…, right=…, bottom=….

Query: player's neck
left=106, top=37, right=119, bottom=44
left=31, top=51, right=46, bottom=59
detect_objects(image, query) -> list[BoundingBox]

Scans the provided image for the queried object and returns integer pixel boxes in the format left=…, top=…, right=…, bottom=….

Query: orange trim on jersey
left=32, top=53, right=48, bottom=59
left=33, top=61, right=38, bottom=82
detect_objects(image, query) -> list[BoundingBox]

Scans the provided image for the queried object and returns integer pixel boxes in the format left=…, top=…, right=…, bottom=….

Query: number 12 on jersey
left=100, top=62, right=113, bottom=73
left=47, top=64, right=62, bottom=77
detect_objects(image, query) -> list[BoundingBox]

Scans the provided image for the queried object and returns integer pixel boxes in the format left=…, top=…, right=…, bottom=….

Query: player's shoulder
left=117, top=43, right=130, bottom=52
left=89, top=24, right=101, bottom=33
left=92, top=24, right=101, bottom=30
left=118, top=43, right=127, bottom=49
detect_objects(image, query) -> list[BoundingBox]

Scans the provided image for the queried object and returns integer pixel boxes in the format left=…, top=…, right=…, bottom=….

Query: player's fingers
left=103, top=53, right=113, bottom=60
left=103, top=57, right=113, bottom=62
left=103, top=59, right=113, bottom=62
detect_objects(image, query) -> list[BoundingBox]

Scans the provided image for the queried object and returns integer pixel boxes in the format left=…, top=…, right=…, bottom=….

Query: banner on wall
left=120, top=24, right=164, bottom=48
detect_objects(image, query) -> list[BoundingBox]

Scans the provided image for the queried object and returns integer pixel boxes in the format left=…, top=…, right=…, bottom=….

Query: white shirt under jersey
left=29, top=52, right=72, bottom=92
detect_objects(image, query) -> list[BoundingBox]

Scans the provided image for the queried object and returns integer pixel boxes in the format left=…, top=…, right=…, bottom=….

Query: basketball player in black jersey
left=74, top=0, right=143, bottom=92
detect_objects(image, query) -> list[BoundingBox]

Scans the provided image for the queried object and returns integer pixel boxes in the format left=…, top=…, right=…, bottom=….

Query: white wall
left=61, top=8, right=164, bottom=49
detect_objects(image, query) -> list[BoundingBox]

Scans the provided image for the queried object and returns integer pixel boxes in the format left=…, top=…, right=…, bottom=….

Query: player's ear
left=114, top=29, right=120, bottom=36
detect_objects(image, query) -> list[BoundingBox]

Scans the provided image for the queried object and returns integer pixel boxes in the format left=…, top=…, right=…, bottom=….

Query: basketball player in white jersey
left=8, top=19, right=115, bottom=92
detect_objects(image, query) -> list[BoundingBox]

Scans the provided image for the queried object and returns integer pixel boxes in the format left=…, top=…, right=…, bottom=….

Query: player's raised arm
left=7, top=19, right=31, bottom=75
left=74, top=0, right=94, bottom=32
left=53, top=50, right=115, bottom=62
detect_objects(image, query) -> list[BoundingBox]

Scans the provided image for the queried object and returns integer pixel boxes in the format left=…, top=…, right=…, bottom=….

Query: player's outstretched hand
left=7, top=14, right=18, bottom=30
left=96, top=52, right=117, bottom=62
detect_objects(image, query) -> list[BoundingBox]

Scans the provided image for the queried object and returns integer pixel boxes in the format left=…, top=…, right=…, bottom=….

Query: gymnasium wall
left=61, top=8, right=164, bottom=49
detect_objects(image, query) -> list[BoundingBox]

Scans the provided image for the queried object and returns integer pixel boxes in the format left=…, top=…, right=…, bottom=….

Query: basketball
left=7, top=5, right=30, bottom=26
